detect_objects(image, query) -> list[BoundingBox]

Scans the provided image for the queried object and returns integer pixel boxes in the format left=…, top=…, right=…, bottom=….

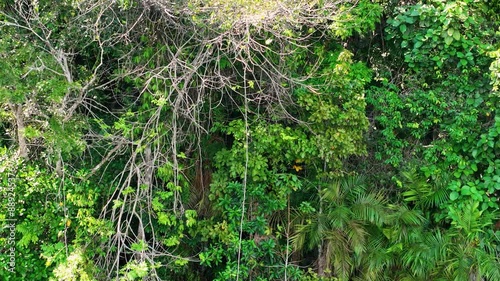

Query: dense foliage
left=1, top=0, right=499, bottom=280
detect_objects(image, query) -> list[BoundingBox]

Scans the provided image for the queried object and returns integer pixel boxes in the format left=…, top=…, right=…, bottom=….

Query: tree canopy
left=1, top=0, right=499, bottom=280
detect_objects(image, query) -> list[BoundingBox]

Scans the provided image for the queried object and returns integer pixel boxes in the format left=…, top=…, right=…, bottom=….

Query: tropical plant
left=293, top=176, right=387, bottom=280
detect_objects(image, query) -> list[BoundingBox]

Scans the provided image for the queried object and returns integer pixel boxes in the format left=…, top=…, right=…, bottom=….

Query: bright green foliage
left=0, top=150, right=103, bottom=280
left=390, top=171, right=500, bottom=280
left=198, top=40, right=372, bottom=278
left=329, top=0, right=382, bottom=39
left=365, top=0, right=500, bottom=279
left=387, top=0, right=492, bottom=71
left=375, top=0, right=499, bottom=216
left=1, top=0, right=500, bottom=280
left=295, top=48, right=370, bottom=169
left=204, top=121, right=308, bottom=280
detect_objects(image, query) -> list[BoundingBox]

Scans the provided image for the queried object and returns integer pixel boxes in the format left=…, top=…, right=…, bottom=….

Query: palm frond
left=399, top=229, right=448, bottom=279
left=389, top=204, right=425, bottom=226
left=386, top=204, right=426, bottom=243
left=351, top=191, right=387, bottom=226
left=292, top=219, right=322, bottom=252
left=477, top=248, right=500, bottom=281
left=322, top=179, right=343, bottom=203
left=326, top=206, right=350, bottom=229
left=448, top=200, right=494, bottom=238
left=325, top=231, right=353, bottom=281
left=399, top=169, right=449, bottom=209
left=346, top=220, right=368, bottom=256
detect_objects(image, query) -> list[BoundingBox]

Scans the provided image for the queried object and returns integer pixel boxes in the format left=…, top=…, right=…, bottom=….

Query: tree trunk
left=317, top=242, right=329, bottom=277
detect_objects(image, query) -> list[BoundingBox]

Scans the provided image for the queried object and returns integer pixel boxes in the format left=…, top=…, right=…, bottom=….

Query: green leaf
left=471, top=149, right=478, bottom=158
left=450, top=191, right=459, bottom=201
left=471, top=163, right=478, bottom=172
left=461, top=185, right=471, bottom=195
left=404, top=17, right=415, bottom=24
left=112, top=199, right=123, bottom=209
left=444, top=36, right=453, bottom=45
left=131, top=240, right=147, bottom=251
left=400, top=24, right=407, bottom=33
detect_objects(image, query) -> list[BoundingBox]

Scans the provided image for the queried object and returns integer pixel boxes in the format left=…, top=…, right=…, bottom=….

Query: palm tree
left=292, top=175, right=388, bottom=280
left=395, top=201, right=500, bottom=281
left=442, top=201, right=500, bottom=281
left=393, top=168, right=500, bottom=281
